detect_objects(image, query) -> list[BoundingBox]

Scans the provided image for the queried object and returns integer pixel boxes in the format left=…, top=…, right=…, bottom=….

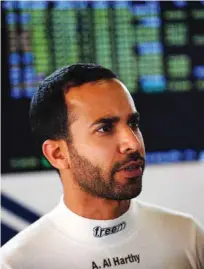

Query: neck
left=62, top=180, right=130, bottom=220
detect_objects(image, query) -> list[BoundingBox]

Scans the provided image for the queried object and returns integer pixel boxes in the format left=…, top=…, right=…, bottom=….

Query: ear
left=42, top=139, right=70, bottom=170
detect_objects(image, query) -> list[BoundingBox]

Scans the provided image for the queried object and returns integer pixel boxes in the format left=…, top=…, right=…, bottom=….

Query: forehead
left=65, top=79, right=136, bottom=122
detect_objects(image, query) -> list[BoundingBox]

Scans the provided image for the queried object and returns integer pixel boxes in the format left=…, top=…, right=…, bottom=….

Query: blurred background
left=1, top=0, right=204, bottom=245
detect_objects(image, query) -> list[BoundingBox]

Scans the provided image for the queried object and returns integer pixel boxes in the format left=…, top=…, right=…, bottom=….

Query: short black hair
left=29, top=63, right=118, bottom=149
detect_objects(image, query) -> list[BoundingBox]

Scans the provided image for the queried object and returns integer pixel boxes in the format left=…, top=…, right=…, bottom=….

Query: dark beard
left=68, top=143, right=145, bottom=201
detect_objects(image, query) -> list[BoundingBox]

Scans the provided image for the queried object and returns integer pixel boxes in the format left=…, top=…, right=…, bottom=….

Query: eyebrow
left=90, top=112, right=140, bottom=127
left=128, top=112, right=140, bottom=123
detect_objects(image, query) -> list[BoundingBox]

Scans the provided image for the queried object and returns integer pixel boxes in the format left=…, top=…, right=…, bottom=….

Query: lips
left=118, top=161, right=144, bottom=171
left=117, top=161, right=144, bottom=178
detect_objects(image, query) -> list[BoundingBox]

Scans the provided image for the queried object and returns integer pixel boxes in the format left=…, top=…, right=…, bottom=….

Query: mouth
left=118, top=161, right=144, bottom=171
left=117, top=161, right=144, bottom=178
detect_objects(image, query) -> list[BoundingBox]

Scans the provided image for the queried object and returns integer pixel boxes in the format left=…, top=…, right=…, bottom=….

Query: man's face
left=65, top=79, right=145, bottom=200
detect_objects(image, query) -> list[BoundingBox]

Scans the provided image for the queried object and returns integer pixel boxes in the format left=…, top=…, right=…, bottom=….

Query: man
left=1, top=63, right=204, bottom=269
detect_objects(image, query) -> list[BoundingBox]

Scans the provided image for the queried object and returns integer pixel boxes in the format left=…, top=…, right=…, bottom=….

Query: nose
left=118, top=127, right=142, bottom=155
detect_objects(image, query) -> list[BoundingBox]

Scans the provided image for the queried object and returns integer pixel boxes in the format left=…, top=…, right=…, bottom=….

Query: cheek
left=76, top=140, right=117, bottom=170
left=137, top=130, right=145, bottom=155
left=92, top=144, right=116, bottom=162
left=71, top=126, right=117, bottom=169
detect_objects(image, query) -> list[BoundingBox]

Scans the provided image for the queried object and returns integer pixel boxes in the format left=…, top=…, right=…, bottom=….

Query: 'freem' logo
left=93, top=221, right=126, bottom=238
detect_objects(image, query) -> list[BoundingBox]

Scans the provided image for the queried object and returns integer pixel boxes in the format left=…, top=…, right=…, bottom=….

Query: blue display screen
left=2, top=1, right=204, bottom=172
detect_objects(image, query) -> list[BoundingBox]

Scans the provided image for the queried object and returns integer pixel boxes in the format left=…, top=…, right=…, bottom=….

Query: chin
left=111, top=186, right=142, bottom=201
left=123, top=182, right=142, bottom=199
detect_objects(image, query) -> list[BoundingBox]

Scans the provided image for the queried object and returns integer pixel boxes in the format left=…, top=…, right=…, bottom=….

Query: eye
left=128, top=121, right=139, bottom=130
left=97, top=123, right=113, bottom=133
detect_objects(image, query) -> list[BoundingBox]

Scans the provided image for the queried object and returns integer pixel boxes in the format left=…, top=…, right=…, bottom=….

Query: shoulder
left=134, top=200, right=204, bottom=264
left=136, top=199, right=193, bottom=220
left=134, top=199, right=204, bottom=237
left=130, top=199, right=204, bottom=266
left=1, top=213, right=52, bottom=249
left=1, top=211, right=57, bottom=268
